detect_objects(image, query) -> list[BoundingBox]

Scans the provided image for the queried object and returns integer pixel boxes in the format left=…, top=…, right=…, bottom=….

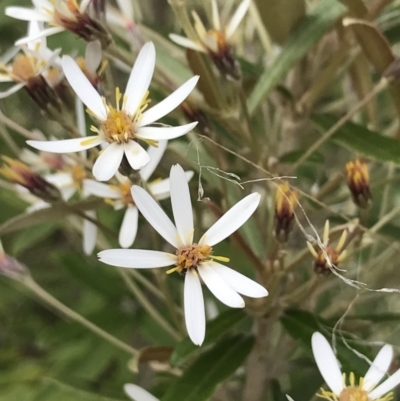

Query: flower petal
left=363, top=344, right=393, bottom=391
left=98, top=249, right=175, bottom=268
left=139, top=140, right=168, bottom=182
left=311, top=332, right=343, bottom=395
left=5, top=7, right=49, bottom=21
left=124, top=42, right=155, bottom=115
left=170, top=164, right=194, bottom=246
left=27, top=136, right=103, bottom=153
left=0, top=82, right=26, bottom=99
left=62, top=55, right=107, bottom=120
left=93, top=142, right=124, bottom=181
left=15, top=27, right=64, bottom=46
left=83, top=179, right=121, bottom=199
left=83, top=210, right=97, bottom=255
left=123, top=140, right=150, bottom=170
left=124, top=384, right=159, bottom=401
left=226, top=0, right=251, bottom=39
left=139, top=76, right=200, bottom=127
left=149, top=171, right=193, bottom=201
left=131, top=185, right=179, bottom=248
left=209, top=261, right=268, bottom=298
left=137, top=122, right=197, bottom=141
left=45, top=172, right=73, bottom=188
left=184, top=269, right=205, bottom=346
left=369, top=369, right=400, bottom=400
left=211, top=0, right=221, bottom=30
left=169, top=34, right=205, bottom=52
left=85, top=40, right=102, bottom=74
left=198, top=262, right=245, bottom=308
left=119, top=206, right=139, bottom=248
left=199, top=192, right=261, bottom=246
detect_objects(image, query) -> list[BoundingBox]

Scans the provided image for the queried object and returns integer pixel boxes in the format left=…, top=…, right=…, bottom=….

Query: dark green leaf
left=312, top=114, right=400, bottom=164
left=170, top=309, right=246, bottom=367
left=162, top=334, right=254, bottom=401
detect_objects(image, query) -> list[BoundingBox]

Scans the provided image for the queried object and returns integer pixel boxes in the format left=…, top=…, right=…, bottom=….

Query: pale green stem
left=370, top=204, right=400, bottom=234
left=118, top=269, right=182, bottom=341
left=22, top=276, right=138, bottom=356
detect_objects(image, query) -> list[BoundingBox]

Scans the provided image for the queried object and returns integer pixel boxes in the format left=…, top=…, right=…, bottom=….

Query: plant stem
left=22, top=276, right=138, bottom=356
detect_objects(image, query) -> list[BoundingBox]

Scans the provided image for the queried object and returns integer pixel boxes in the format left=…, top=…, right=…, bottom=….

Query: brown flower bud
left=181, top=102, right=212, bottom=135
left=346, top=160, right=372, bottom=209
left=274, top=182, right=298, bottom=243
left=0, top=157, right=62, bottom=202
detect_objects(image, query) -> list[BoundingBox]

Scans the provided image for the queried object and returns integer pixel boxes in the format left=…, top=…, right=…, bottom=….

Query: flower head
left=27, top=42, right=199, bottom=181
left=346, top=160, right=372, bottom=209
left=170, top=0, right=251, bottom=79
left=307, top=220, right=347, bottom=275
left=6, top=0, right=110, bottom=47
left=98, top=164, right=268, bottom=345
left=124, top=384, right=159, bottom=401
left=274, top=182, right=298, bottom=242
left=312, top=332, right=400, bottom=401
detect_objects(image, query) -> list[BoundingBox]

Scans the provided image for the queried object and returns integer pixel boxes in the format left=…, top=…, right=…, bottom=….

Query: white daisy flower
left=312, top=332, right=400, bottom=401
left=6, top=0, right=107, bottom=46
left=84, top=141, right=194, bottom=248
left=27, top=42, right=199, bottom=182
left=169, top=0, right=251, bottom=79
left=124, top=384, right=159, bottom=401
left=0, top=21, right=61, bottom=99
left=98, top=164, right=268, bottom=346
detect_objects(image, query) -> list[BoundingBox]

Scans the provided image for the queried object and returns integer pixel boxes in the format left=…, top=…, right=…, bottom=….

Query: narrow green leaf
left=170, top=309, right=246, bottom=367
left=312, top=114, right=400, bottom=164
left=248, top=0, right=347, bottom=115
left=162, top=334, right=254, bottom=401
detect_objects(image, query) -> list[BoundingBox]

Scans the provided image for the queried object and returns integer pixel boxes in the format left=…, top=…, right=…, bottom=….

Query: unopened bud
left=181, top=102, right=212, bottom=135
left=346, top=159, right=372, bottom=209
left=274, top=182, right=298, bottom=243
left=0, top=251, right=30, bottom=280
left=0, top=157, right=62, bottom=202
left=25, top=75, right=62, bottom=112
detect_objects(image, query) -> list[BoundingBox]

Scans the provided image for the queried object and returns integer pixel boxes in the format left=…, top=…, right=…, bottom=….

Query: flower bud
left=346, top=160, right=372, bottom=208
left=0, top=157, right=62, bottom=202
left=274, top=182, right=298, bottom=243
left=0, top=247, right=30, bottom=280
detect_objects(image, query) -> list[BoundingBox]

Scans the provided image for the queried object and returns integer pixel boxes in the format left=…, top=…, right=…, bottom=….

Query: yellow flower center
left=11, top=55, right=38, bottom=82
left=338, top=387, right=368, bottom=401
left=203, top=30, right=227, bottom=55
left=92, top=88, right=151, bottom=145
left=119, top=181, right=134, bottom=206
left=172, top=244, right=213, bottom=273
left=71, top=164, right=86, bottom=189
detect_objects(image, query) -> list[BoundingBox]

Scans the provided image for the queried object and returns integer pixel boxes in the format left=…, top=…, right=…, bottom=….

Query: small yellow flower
left=346, top=160, right=372, bottom=208
left=274, top=182, right=298, bottom=242
left=307, top=220, right=347, bottom=275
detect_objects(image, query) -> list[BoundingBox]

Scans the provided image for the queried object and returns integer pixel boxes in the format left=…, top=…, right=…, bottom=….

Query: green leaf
left=170, top=309, right=246, bottom=367
left=247, top=0, right=347, bottom=115
left=312, top=114, right=400, bottom=164
left=162, top=334, right=254, bottom=401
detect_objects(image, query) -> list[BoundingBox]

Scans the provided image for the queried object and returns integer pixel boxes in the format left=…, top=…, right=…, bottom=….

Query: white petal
left=170, top=164, right=193, bottom=246
left=199, top=192, right=260, bottom=247
left=27, top=136, right=103, bottom=153
left=62, top=55, right=107, bottom=120
left=131, top=185, right=179, bottom=248
left=184, top=269, right=205, bottom=346
left=124, top=384, right=159, bottom=401
left=83, top=179, right=121, bottom=199
left=123, top=141, right=150, bottom=170
left=311, top=332, right=343, bottom=395
left=15, top=27, right=64, bottom=46
left=85, top=40, right=102, bottom=74
left=119, top=206, right=139, bottom=248
left=363, top=345, right=393, bottom=391
left=93, top=143, right=124, bottom=181
left=116, top=0, right=134, bottom=19
left=0, top=76, right=13, bottom=83
left=139, top=76, right=200, bottom=127
left=45, top=172, right=73, bottom=188
left=5, top=7, right=49, bottom=21
left=139, top=140, right=168, bottom=182
left=79, top=0, right=92, bottom=13
left=209, top=261, right=268, bottom=298
left=149, top=171, right=193, bottom=201
left=369, top=369, right=400, bottom=400
left=75, top=97, right=86, bottom=137
left=226, top=0, right=251, bottom=39
left=98, top=249, right=175, bottom=268
left=61, top=186, right=76, bottom=201
left=211, top=0, right=221, bottom=30
left=137, top=122, right=197, bottom=141
left=83, top=210, right=97, bottom=255
left=0, top=83, right=25, bottom=99
left=124, top=42, right=155, bottom=115
left=27, top=21, right=44, bottom=51
left=169, top=34, right=205, bottom=52
left=198, top=263, right=245, bottom=308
